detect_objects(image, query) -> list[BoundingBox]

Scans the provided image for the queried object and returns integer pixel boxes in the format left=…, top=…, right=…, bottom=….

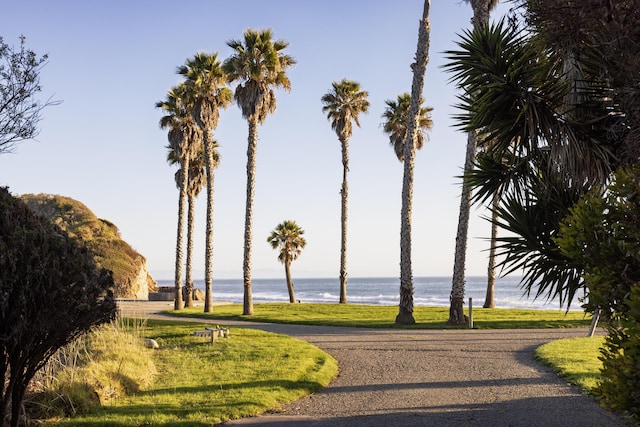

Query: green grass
left=535, top=336, right=605, bottom=393
left=166, top=303, right=592, bottom=329
left=40, top=305, right=599, bottom=425
left=44, top=319, right=337, bottom=426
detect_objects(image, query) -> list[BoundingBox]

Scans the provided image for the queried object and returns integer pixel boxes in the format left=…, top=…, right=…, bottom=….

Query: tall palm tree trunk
left=284, top=260, right=296, bottom=303
left=449, top=0, right=494, bottom=325
left=173, top=158, right=188, bottom=310
left=397, top=0, right=431, bottom=325
left=483, top=188, right=501, bottom=308
left=449, top=131, right=476, bottom=324
left=203, top=132, right=215, bottom=313
left=243, top=119, right=259, bottom=315
left=339, top=136, right=349, bottom=304
left=184, top=192, right=196, bottom=307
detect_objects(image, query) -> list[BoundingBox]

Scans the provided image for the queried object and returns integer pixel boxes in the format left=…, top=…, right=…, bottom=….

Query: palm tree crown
left=223, top=28, right=296, bottom=123
left=157, top=84, right=202, bottom=162
left=267, top=220, right=306, bottom=304
left=267, top=220, right=306, bottom=264
left=321, top=79, right=370, bottom=142
left=177, top=52, right=232, bottom=130
left=382, top=92, right=433, bottom=162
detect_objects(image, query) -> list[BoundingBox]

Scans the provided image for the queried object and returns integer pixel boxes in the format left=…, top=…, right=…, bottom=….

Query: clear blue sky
left=1, top=1, right=514, bottom=280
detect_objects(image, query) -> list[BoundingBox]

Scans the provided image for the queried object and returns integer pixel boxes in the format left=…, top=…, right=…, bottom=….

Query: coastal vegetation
left=267, top=220, right=307, bottom=303
left=535, top=336, right=606, bottom=393
left=381, top=89, right=434, bottom=324
left=178, top=53, right=233, bottom=314
left=0, top=35, right=58, bottom=154
left=223, top=29, right=296, bottom=316
left=169, top=303, right=592, bottom=329
left=445, top=1, right=640, bottom=418
left=449, top=0, right=500, bottom=326
left=2, top=0, right=639, bottom=424
left=321, top=79, right=370, bottom=305
left=0, top=188, right=117, bottom=427
left=29, top=318, right=337, bottom=426
left=20, top=193, right=157, bottom=298
left=381, top=93, right=433, bottom=163
left=395, top=1, right=432, bottom=326
left=26, top=310, right=601, bottom=425
left=158, top=85, right=211, bottom=308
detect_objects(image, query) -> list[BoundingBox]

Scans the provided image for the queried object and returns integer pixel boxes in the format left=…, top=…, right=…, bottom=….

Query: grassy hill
left=21, top=193, right=156, bottom=298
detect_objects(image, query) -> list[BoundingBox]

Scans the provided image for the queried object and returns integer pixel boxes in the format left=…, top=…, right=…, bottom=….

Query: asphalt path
left=118, top=301, right=626, bottom=427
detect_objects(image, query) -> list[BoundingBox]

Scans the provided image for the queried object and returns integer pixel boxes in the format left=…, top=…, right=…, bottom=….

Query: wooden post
left=588, top=309, right=600, bottom=337
left=468, top=297, right=473, bottom=329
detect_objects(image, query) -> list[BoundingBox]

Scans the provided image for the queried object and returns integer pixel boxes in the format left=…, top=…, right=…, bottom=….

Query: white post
left=588, top=309, right=600, bottom=337
left=468, top=297, right=473, bottom=329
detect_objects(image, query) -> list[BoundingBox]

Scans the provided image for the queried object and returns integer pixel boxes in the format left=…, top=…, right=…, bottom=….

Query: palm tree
left=167, top=144, right=215, bottom=307
left=392, top=0, right=432, bottom=325
left=444, top=10, right=628, bottom=308
left=483, top=188, right=501, bottom=308
left=183, top=149, right=208, bottom=306
left=321, top=79, right=370, bottom=304
left=382, top=93, right=433, bottom=317
left=382, top=93, right=433, bottom=162
left=267, top=220, right=307, bottom=303
left=223, top=29, right=295, bottom=316
left=177, top=52, right=232, bottom=313
left=156, top=84, right=200, bottom=310
left=448, top=0, right=500, bottom=325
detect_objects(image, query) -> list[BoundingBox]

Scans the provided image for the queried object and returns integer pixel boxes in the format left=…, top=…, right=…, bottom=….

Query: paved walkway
left=118, top=301, right=625, bottom=426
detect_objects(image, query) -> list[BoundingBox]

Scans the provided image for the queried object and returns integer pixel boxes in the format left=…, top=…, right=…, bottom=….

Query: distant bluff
left=20, top=193, right=157, bottom=299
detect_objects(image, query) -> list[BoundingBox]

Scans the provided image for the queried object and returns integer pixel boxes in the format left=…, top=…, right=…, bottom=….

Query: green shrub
left=557, top=163, right=640, bottom=421
left=0, top=187, right=117, bottom=427
left=595, top=285, right=640, bottom=424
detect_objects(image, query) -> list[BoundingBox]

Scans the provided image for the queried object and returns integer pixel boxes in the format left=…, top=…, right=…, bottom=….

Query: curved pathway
left=119, top=301, right=624, bottom=426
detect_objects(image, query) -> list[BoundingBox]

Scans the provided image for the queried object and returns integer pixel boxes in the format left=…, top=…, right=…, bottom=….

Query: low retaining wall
left=148, top=291, right=174, bottom=301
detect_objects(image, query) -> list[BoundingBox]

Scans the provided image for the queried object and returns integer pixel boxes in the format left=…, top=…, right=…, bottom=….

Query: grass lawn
left=42, top=304, right=601, bottom=425
left=44, top=319, right=337, bottom=426
left=535, top=336, right=605, bottom=392
left=167, top=302, right=592, bottom=329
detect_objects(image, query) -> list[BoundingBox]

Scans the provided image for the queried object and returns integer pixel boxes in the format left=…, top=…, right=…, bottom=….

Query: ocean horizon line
left=152, top=276, right=581, bottom=310
left=155, top=275, right=520, bottom=282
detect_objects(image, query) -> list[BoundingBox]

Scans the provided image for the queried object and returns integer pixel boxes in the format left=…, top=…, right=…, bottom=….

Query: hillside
left=20, top=193, right=156, bottom=298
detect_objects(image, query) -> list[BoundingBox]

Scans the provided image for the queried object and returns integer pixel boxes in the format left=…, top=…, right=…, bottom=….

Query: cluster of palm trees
left=157, top=29, right=293, bottom=313
left=446, top=0, right=640, bottom=415
left=158, top=1, right=530, bottom=326
left=158, top=7, right=439, bottom=320
left=447, top=0, right=640, bottom=309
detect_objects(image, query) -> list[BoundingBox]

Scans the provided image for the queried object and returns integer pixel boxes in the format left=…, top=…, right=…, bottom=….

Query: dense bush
left=0, top=187, right=117, bottom=427
left=596, top=286, right=640, bottom=423
left=557, top=164, right=640, bottom=421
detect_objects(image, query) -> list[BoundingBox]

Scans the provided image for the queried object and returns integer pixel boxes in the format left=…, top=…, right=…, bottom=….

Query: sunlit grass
left=42, top=319, right=337, bottom=426
left=535, top=336, right=605, bottom=393
left=167, top=303, right=592, bottom=329
left=36, top=305, right=597, bottom=425
left=29, top=317, right=155, bottom=419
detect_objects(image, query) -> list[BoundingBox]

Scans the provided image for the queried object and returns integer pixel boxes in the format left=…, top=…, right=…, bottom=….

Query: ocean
left=155, top=276, right=583, bottom=311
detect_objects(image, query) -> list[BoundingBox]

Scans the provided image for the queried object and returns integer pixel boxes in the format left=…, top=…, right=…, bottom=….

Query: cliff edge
left=20, top=193, right=156, bottom=299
